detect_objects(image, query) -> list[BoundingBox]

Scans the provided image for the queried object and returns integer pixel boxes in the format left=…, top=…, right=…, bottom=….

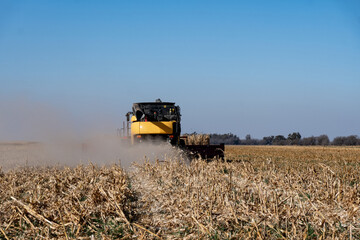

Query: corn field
left=1, top=145, right=360, bottom=239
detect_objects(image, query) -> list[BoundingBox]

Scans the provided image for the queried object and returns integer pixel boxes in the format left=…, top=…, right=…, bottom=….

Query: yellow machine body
left=126, top=101, right=181, bottom=145
left=131, top=121, right=175, bottom=135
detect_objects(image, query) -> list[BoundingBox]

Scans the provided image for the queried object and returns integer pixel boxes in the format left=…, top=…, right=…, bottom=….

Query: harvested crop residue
left=1, top=146, right=360, bottom=239
left=0, top=164, right=134, bottom=239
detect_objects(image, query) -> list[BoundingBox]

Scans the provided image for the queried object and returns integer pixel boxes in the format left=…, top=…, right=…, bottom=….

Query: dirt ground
left=0, top=140, right=185, bottom=172
left=0, top=142, right=49, bottom=171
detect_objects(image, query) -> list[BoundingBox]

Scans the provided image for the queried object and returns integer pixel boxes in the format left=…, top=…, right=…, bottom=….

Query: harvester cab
left=130, top=99, right=181, bottom=145
left=118, top=99, right=181, bottom=145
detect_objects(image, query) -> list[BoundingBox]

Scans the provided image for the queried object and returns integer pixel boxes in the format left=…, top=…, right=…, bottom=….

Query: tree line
left=209, top=133, right=360, bottom=146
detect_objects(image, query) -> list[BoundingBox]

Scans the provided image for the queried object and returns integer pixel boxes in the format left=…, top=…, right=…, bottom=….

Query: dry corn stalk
left=0, top=164, right=135, bottom=239
left=1, top=146, right=360, bottom=239
left=184, top=134, right=210, bottom=145
left=130, top=146, right=360, bottom=239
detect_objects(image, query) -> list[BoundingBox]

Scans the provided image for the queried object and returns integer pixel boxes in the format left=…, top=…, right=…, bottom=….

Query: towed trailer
left=181, top=143, right=225, bottom=159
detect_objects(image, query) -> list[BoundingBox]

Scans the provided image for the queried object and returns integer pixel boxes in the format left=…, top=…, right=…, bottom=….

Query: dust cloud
left=0, top=97, right=186, bottom=171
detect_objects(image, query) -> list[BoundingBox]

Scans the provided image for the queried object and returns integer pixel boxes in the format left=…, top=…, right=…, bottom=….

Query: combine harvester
left=118, top=99, right=224, bottom=159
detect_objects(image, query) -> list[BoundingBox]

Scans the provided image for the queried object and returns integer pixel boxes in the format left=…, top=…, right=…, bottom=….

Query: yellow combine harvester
left=119, top=99, right=224, bottom=159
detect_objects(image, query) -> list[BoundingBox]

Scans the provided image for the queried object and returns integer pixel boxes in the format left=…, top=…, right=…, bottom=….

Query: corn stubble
left=0, top=165, right=135, bottom=239
left=1, top=146, right=360, bottom=239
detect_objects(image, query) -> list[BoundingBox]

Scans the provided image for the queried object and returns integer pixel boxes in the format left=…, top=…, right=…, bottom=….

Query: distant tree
left=275, top=135, right=286, bottom=140
left=331, top=135, right=360, bottom=146
left=273, top=135, right=287, bottom=145
left=209, top=133, right=359, bottom=146
left=332, top=136, right=345, bottom=146
left=209, top=133, right=241, bottom=145
left=287, top=132, right=301, bottom=145
left=344, top=135, right=358, bottom=146
left=242, top=134, right=260, bottom=145
left=301, top=136, right=316, bottom=146
left=317, top=135, right=330, bottom=146
left=262, top=136, right=274, bottom=145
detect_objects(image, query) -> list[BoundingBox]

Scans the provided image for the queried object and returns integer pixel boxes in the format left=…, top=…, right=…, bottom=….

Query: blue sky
left=1, top=0, right=359, bottom=140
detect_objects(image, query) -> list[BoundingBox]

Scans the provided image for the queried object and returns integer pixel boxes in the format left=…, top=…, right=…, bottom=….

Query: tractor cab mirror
left=131, top=116, right=137, bottom=122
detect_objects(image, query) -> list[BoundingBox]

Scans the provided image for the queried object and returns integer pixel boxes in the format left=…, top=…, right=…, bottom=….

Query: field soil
left=0, top=142, right=49, bottom=171
left=1, top=144, right=360, bottom=239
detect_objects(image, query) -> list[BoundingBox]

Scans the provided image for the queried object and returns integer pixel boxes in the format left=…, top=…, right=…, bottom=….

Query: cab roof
left=134, top=102, right=175, bottom=105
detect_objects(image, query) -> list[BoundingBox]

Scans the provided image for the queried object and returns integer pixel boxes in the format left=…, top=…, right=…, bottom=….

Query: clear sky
left=1, top=0, right=359, bottom=140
